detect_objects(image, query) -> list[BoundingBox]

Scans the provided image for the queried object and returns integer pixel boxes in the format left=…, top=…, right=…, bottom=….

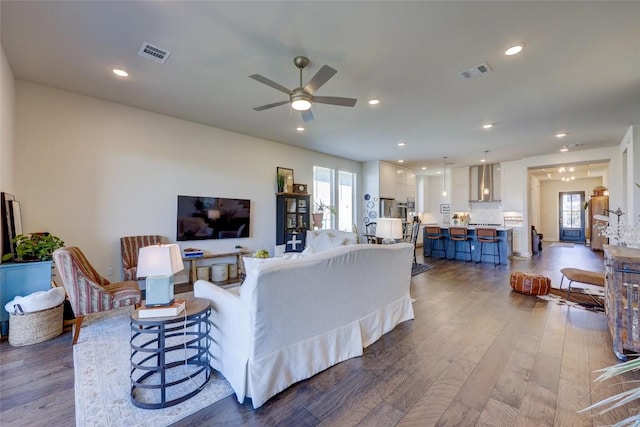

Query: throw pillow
left=243, top=256, right=284, bottom=277
left=284, top=232, right=306, bottom=253
left=304, top=232, right=346, bottom=254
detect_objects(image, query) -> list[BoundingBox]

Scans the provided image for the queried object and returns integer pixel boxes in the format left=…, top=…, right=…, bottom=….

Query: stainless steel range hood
left=469, top=164, right=501, bottom=202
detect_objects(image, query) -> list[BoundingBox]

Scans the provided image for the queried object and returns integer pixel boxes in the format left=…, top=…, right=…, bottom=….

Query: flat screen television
left=177, top=195, right=250, bottom=241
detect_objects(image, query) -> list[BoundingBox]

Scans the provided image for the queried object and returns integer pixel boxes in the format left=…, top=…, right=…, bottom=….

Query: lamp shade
left=137, top=244, right=184, bottom=277
left=376, top=218, right=404, bottom=241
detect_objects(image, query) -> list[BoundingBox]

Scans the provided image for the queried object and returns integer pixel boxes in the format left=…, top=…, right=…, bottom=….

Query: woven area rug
left=550, top=242, right=575, bottom=248
left=412, top=263, right=434, bottom=276
left=74, top=307, right=233, bottom=427
left=537, top=287, right=604, bottom=312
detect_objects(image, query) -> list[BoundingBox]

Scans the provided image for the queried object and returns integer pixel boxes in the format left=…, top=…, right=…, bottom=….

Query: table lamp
left=376, top=218, right=404, bottom=244
left=137, top=243, right=184, bottom=307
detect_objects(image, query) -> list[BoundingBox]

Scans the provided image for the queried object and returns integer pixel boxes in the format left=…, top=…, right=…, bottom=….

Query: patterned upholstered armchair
left=53, top=247, right=141, bottom=345
left=120, top=235, right=163, bottom=281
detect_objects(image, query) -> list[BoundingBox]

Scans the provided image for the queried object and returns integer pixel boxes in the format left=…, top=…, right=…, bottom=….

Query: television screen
left=177, top=195, right=250, bottom=241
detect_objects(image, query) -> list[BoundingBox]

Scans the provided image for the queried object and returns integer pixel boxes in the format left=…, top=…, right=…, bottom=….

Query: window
left=313, top=166, right=357, bottom=231
left=338, top=171, right=356, bottom=232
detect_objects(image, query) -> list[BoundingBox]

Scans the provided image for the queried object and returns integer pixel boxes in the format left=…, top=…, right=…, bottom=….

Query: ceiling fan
left=249, top=56, right=357, bottom=122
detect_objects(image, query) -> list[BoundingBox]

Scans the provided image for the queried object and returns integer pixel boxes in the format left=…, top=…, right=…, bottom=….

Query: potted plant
left=2, top=233, right=64, bottom=262
left=313, top=200, right=335, bottom=229
left=277, top=174, right=286, bottom=193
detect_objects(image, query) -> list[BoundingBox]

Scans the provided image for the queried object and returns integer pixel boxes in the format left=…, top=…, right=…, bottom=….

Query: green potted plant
left=2, top=233, right=64, bottom=262
left=312, top=200, right=335, bottom=229
left=314, top=200, right=335, bottom=215
left=277, top=174, right=286, bottom=193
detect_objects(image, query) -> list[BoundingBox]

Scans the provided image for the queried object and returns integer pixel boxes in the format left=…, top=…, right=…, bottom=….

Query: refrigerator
left=380, top=198, right=398, bottom=218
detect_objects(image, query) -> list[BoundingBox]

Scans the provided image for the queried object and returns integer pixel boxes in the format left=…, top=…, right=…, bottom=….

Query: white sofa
left=194, top=242, right=414, bottom=408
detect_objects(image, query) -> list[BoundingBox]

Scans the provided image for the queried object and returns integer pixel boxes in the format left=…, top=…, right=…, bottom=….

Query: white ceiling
left=2, top=1, right=639, bottom=174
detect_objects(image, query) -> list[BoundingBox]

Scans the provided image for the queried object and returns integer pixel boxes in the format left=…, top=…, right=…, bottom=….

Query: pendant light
left=482, top=151, right=490, bottom=195
left=442, top=156, right=448, bottom=197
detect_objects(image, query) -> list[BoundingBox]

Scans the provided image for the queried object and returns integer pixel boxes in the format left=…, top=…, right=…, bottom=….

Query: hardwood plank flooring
left=1, top=242, right=638, bottom=426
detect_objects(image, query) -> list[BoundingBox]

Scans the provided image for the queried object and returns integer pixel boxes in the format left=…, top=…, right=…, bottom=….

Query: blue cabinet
left=0, top=261, right=53, bottom=336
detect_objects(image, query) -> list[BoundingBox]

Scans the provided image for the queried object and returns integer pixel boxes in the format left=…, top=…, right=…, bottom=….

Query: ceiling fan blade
left=301, top=109, right=314, bottom=122
left=304, top=65, right=337, bottom=93
left=249, top=74, right=293, bottom=95
left=253, top=100, right=290, bottom=111
left=313, top=96, right=357, bottom=107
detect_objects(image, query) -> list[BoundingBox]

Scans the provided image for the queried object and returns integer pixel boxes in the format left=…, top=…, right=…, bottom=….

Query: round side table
left=130, top=296, right=212, bottom=409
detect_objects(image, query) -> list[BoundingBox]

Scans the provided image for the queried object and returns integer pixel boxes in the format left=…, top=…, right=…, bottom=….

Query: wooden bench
left=560, top=268, right=605, bottom=298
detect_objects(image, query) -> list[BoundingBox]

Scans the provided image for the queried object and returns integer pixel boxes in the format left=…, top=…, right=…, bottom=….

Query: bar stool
left=449, top=227, right=472, bottom=262
left=475, top=228, right=500, bottom=266
left=424, top=226, right=446, bottom=259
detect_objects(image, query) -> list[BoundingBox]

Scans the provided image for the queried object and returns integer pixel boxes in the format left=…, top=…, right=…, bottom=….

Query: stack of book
left=183, top=248, right=204, bottom=258
left=138, top=299, right=186, bottom=318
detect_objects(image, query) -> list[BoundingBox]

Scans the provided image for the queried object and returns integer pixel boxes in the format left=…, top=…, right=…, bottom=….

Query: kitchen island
left=423, top=226, right=513, bottom=264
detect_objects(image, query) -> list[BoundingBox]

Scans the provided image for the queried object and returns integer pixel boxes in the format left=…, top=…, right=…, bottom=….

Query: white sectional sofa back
left=194, top=242, right=414, bottom=408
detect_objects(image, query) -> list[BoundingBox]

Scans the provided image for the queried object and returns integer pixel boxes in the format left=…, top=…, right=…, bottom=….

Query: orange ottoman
left=510, top=272, right=551, bottom=295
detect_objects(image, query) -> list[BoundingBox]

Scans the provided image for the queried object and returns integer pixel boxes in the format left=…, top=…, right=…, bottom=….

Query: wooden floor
left=1, top=242, right=637, bottom=426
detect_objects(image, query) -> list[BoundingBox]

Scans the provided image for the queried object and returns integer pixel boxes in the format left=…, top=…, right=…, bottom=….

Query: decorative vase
left=312, top=213, right=324, bottom=229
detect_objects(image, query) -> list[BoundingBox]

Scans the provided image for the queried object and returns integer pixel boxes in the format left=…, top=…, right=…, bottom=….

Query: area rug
left=550, top=242, right=575, bottom=248
left=74, top=307, right=233, bottom=427
left=412, top=263, right=434, bottom=276
left=537, top=287, right=604, bottom=312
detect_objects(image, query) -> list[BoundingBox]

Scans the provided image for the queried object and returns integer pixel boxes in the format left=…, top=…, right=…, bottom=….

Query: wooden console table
left=183, top=250, right=249, bottom=284
left=603, top=245, right=640, bottom=360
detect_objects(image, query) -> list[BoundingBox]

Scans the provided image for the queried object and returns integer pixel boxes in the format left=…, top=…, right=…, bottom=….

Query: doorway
left=558, top=191, right=586, bottom=242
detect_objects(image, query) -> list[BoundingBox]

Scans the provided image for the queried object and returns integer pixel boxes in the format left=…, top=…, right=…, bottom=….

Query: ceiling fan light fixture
left=291, top=92, right=312, bottom=111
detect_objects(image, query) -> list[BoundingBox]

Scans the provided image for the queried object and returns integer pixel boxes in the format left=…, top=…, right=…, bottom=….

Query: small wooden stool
left=510, top=272, right=551, bottom=295
left=560, top=268, right=605, bottom=298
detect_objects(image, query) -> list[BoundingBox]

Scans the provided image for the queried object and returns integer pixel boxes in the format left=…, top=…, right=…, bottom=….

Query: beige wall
left=1, top=46, right=15, bottom=193
left=14, top=81, right=361, bottom=280
left=539, top=177, right=603, bottom=242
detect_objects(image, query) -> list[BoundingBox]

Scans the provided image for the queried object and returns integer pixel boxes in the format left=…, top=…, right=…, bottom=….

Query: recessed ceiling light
left=556, top=132, right=568, bottom=138
left=112, top=68, right=129, bottom=77
left=421, top=166, right=427, bottom=170
left=398, top=160, right=404, bottom=163
left=397, top=141, right=406, bottom=147
left=483, top=123, right=493, bottom=129
left=505, top=44, right=524, bottom=56
left=560, top=146, right=569, bottom=152
left=296, top=127, right=305, bottom=132
left=368, top=99, right=380, bottom=105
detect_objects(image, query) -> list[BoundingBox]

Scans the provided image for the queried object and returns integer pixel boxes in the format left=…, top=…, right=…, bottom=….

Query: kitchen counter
left=423, top=226, right=513, bottom=264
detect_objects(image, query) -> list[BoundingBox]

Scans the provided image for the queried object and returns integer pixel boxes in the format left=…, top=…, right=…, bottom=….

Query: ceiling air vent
left=459, top=62, right=492, bottom=80
left=138, top=42, right=170, bottom=64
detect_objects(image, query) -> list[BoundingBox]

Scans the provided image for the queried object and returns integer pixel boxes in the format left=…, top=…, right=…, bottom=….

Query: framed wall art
left=276, top=167, right=294, bottom=193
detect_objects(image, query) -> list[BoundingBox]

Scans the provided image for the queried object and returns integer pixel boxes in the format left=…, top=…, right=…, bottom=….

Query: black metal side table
left=130, top=296, right=212, bottom=409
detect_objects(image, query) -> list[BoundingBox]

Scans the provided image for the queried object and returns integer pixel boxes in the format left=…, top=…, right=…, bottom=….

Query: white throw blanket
left=4, top=287, right=65, bottom=314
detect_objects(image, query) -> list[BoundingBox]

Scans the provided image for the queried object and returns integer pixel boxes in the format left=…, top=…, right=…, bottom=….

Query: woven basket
left=9, top=302, right=63, bottom=347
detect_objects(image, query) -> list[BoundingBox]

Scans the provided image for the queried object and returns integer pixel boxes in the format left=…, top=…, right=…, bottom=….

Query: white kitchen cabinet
left=452, top=166, right=470, bottom=212
left=379, top=162, right=397, bottom=199
left=406, top=171, right=416, bottom=187
left=396, top=183, right=407, bottom=202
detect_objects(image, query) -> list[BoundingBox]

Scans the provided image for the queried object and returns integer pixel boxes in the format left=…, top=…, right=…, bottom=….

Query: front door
left=559, top=191, right=586, bottom=242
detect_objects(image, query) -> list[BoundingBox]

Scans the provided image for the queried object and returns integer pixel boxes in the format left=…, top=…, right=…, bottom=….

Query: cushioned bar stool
left=475, top=228, right=500, bottom=266
left=449, top=227, right=472, bottom=262
left=425, top=226, right=446, bottom=259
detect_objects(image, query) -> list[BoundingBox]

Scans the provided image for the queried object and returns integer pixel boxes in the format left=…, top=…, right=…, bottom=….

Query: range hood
left=469, top=164, right=501, bottom=202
